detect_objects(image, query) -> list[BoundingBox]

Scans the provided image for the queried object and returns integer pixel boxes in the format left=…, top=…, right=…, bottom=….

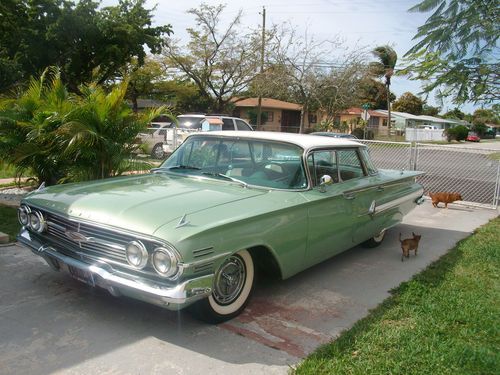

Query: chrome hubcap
left=374, top=229, right=386, bottom=242
left=213, top=255, right=246, bottom=305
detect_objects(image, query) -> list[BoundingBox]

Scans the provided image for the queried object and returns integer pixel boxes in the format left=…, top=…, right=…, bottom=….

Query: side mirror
left=318, top=175, right=333, bottom=192
left=319, top=175, right=333, bottom=186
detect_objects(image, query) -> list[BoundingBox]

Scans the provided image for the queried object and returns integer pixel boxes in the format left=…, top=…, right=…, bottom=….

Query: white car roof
left=188, top=131, right=364, bottom=150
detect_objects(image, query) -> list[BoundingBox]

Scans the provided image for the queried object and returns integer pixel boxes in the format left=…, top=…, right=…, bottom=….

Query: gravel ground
left=0, top=187, right=31, bottom=207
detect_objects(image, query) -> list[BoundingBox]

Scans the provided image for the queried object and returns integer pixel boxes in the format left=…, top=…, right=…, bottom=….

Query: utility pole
left=256, top=6, right=266, bottom=130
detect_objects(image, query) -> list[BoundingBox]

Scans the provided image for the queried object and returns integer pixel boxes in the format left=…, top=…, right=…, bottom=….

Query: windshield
left=160, top=135, right=308, bottom=190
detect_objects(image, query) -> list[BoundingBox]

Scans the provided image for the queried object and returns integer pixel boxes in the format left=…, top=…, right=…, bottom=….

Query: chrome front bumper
left=17, top=229, right=213, bottom=310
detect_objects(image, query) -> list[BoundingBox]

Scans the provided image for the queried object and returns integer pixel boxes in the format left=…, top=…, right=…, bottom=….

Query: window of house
left=265, top=111, right=274, bottom=123
left=369, top=117, right=379, bottom=126
left=382, top=119, right=388, bottom=127
left=308, top=114, right=318, bottom=124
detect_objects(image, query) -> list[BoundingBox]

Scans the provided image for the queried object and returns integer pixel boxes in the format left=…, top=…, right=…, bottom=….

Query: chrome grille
left=44, top=212, right=135, bottom=264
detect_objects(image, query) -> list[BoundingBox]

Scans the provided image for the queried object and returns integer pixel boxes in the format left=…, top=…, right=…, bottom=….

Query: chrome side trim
left=375, top=189, right=424, bottom=214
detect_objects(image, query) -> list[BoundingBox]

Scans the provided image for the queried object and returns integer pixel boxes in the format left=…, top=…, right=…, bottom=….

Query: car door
left=304, top=149, right=354, bottom=266
left=335, top=148, right=383, bottom=244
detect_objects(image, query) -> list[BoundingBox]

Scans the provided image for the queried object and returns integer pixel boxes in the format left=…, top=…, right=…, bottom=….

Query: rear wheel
left=151, top=143, right=165, bottom=159
left=362, top=229, right=386, bottom=248
left=191, top=249, right=254, bottom=324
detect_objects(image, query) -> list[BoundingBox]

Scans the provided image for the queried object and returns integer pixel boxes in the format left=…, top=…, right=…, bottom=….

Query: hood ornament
left=176, top=214, right=190, bottom=228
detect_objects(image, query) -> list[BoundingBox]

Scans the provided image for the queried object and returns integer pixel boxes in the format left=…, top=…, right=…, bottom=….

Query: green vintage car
left=17, top=131, right=424, bottom=323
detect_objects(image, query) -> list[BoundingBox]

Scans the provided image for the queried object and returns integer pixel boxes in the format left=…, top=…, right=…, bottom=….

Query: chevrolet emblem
left=64, top=230, right=90, bottom=243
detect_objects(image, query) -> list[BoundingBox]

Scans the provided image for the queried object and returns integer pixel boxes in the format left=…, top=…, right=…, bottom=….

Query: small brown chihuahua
left=399, top=232, right=422, bottom=261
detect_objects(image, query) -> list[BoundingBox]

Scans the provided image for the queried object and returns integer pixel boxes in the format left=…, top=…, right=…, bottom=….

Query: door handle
left=376, top=186, right=385, bottom=192
left=343, top=192, right=355, bottom=200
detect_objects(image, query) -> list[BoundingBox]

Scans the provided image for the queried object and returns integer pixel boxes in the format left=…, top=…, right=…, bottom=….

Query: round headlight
left=18, top=205, right=31, bottom=226
left=28, top=211, right=46, bottom=233
left=125, top=241, right=148, bottom=269
left=152, top=247, right=178, bottom=278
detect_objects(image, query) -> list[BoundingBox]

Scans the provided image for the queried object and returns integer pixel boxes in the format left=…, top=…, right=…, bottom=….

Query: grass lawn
left=487, top=152, right=500, bottom=161
left=295, top=217, right=500, bottom=375
left=0, top=205, right=21, bottom=242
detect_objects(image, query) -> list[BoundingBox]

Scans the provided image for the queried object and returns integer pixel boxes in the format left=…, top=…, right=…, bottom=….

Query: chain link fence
left=360, top=140, right=500, bottom=209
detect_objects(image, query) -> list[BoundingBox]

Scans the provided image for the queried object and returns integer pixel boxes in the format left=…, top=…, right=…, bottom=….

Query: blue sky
left=104, top=0, right=481, bottom=113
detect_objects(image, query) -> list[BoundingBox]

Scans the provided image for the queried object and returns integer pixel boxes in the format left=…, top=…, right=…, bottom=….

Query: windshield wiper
left=151, top=165, right=201, bottom=173
left=167, top=165, right=201, bottom=170
left=202, top=172, right=248, bottom=188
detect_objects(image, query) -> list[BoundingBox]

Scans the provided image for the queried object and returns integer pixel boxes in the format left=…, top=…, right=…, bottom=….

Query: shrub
left=444, top=125, right=469, bottom=142
left=351, top=127, right=374, bottom=140
left=246, top=108, right=268, bottom=125
left=0, top=68, right=167, bottom=185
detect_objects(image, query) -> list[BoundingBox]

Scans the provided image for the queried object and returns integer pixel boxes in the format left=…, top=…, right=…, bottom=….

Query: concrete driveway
left=0, top=201, right=497, bottom=375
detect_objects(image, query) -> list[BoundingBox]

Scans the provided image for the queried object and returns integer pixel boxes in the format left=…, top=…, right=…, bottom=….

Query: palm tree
left=371, top=46, right=397, bottom=135
left=57, top=81, right=167, bottom=181
left=0, top=67, right=170, bottom=185
left=0, top=67, right=72, bottom=185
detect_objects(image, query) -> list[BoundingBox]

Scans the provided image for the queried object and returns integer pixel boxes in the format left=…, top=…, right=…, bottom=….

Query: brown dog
left=399, top=232, right=422, bottom=261
left=429, top=191, right=463, bottom=208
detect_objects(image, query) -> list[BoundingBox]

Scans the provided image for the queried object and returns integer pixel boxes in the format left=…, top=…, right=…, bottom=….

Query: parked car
left=17, top=132, right=424, bottom=323
left=312, top=131, right=358, bottom=139
left=138, top=114, right=254, bottom=159
left=137, top=122, right=172, bottom=159
left=466, top=133, right=480, bottom=142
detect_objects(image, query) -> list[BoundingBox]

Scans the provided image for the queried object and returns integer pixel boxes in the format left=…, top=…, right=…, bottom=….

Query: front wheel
left=362, top=229, right=386, bottom=248
left=190, top=249, right=254, bottom=324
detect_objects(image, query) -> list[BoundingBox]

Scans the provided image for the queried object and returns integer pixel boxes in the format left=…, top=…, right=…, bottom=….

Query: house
left=332, top=107, right=389, bottom=135
left=375, top=110, right=470, bottom=141
left=232, top=98, right=316, bottom=133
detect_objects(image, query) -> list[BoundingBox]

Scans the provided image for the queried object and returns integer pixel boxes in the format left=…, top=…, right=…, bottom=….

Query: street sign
left=362, top=110, right=370, bottom=121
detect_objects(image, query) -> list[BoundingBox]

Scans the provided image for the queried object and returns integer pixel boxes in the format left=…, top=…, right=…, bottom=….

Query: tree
left=122, top=57, right=167, bottom=112
left=370, top=46, right=398, bottom=133
left=252, top=25, right=366, bottom=133
left=0, top=0, right=172, bottom=93
left=163, top=4, right=262, bottom=113
left=311, top=51, right=367, bottom=125
left=421, top=104, right=440, bottom=116
left=392, top=92, right=424, bottom=115
left=471, top=108, right=499, bottom=137
left=356, top=77, right=395, bottom=110
left=404, top=0, right=499, bottom=104
left=443, top=107, right=465, bottom=120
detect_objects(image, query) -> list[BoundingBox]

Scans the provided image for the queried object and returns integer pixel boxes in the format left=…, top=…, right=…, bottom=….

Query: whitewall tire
left=191, top=249, right=254, bottom=324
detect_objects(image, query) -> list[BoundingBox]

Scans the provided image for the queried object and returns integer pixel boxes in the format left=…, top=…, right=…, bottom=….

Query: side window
left=308, top=150, right=339, bottom=186
left=222, top=118, right=235, bottom=130
left=235, top=119, right=252, bottom=130
left=360, top=148, right=378, bottom=175
left=337, top=149, right=365, bottom=181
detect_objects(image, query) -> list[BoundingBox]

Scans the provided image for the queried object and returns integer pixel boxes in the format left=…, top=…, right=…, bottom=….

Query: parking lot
left=0, top=201, right=497, bottom=375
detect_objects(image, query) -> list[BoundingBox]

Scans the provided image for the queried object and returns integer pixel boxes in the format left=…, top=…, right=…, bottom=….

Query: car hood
left=23, top=173, right=268, bottom=235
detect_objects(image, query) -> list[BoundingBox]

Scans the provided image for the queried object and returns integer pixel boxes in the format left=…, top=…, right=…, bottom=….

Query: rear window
left=236, top=119, right=252, bottom=130
left=177, top=117, right=205, bottom=130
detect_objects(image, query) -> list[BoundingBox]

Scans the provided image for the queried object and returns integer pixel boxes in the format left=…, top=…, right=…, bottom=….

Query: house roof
left=375, top=110, right=470, bottom=125
left=232, top=97, right=302, bottom=111
left=342, top=107, right=388, bottom=117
